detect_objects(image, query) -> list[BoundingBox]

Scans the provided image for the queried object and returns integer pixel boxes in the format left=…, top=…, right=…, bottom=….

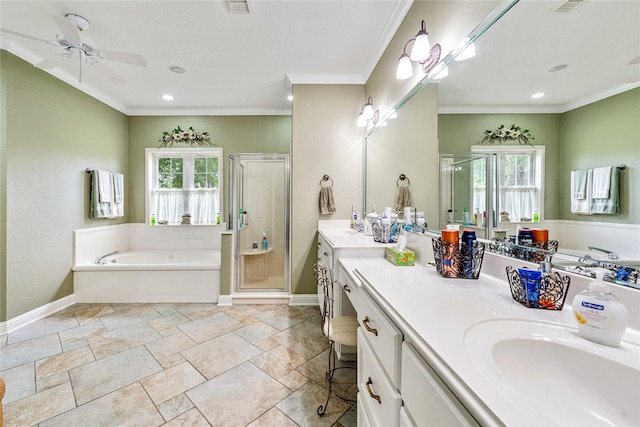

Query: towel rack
left=86, top=168, right=93, bottom=174
left=617, top=164, right=627, bottom=171
left=397, top=173, right=411, bottom=187
left=319, top=174, right=333, bottom=187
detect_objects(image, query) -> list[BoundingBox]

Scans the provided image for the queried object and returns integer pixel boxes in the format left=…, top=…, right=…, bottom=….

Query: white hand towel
left=113, top=173, right=124, bottom=203
left=97, top=170, right=113, bottom=203
left=592, top=166, right=612, bottom=199
left=571, top=169, right=592, bottom=215
left=570, top=169, right=588, bottom=199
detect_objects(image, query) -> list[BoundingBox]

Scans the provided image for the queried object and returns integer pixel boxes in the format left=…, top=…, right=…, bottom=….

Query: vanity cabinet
left=316, top=227, right=390, bottom=358
left=340, top=260, right=480, bottom=427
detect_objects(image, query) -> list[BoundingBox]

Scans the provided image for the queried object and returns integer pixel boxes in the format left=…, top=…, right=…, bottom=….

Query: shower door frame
left=231, top=153, right=290, bottom=294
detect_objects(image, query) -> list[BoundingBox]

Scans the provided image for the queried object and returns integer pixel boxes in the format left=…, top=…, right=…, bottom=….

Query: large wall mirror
left=365, top=0, right=639, bottom=285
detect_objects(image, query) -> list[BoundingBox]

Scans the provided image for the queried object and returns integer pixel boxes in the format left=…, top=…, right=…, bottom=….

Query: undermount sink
left=464, top=319, right=640, bottom=426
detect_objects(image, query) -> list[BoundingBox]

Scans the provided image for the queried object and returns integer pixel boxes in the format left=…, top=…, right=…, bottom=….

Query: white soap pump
left=572, top=269, right=628, bottom=347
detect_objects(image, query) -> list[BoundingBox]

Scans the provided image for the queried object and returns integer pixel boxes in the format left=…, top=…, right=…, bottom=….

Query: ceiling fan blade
left=34, top=54, right=65, bottom=70
left=51, top=14, right=81, bottom=42
left=90, top=61, right=126, bottom=85
left=0, top=27, right=51, bottom=44
left=99, top=49, right=147, bottom=67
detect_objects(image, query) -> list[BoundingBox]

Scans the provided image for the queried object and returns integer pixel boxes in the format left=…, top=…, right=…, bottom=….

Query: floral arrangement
left=480, top=124, right=534, bottom=145
left=159, top=126, right=212, bottom=147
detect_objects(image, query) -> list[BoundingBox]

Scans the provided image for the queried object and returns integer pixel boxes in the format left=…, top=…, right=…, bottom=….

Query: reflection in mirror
left=365, top=0, right=639, bottom=293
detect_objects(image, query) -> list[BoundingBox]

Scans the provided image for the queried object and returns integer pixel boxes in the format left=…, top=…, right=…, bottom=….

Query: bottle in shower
left=262, top=233, right=269, bottom=251
left=150, top=214, right=156, bottom=226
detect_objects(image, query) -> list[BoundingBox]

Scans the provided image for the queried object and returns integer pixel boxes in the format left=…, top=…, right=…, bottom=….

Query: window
left=472, top=145, right=544, bottom=222
left=146, top=148, right=223, bottom=225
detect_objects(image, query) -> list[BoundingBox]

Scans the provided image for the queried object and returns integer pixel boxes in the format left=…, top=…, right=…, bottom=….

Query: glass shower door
left=232, top=154, right=289, bottom=292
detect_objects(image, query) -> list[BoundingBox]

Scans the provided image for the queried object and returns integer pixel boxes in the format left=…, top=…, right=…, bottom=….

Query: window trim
left=471, top=145, right=545, bottom=222
left=145, top=147, right=223, bottom=225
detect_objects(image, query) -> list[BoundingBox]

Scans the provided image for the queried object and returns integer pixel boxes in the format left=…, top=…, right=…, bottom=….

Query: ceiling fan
left=0, top=13, right=147, bottom=84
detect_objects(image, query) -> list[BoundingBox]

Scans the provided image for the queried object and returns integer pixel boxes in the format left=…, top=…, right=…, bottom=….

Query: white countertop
left=340, top=256, right=640, bottom=426
left=318, top=220, right=395, bottom=249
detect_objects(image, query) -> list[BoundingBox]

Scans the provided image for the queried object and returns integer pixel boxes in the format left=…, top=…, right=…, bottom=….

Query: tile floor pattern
left=0, top=303, right=358, bottom=426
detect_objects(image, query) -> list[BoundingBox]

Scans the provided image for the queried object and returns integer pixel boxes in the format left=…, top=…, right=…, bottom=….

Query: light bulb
left=410, top=21, right=431, bottom=62
left=357, top=113, right=367, bottom=127
left=396, top=54, right=413, bottom=80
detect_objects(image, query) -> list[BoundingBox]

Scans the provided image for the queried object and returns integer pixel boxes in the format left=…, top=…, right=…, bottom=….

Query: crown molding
left=360, top=0, right=413, bottom=81
left=127, top=107, right=292, bottom=116
left=285, top=73, right=365, bottom=86
left=4, top=43, right=130, bottom=114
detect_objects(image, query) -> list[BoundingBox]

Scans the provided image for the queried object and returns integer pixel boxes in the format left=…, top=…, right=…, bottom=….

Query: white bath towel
left=97, top=169, right=113, bottom=203
left=112, top=173, right=124, bottom=217
left=571, top=169, right=592, bottom=215
left=591, top=166, right=612, bottom=199
left=570, top=169, right=588, bottom=199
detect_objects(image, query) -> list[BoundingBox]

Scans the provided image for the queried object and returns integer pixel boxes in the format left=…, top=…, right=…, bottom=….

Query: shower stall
left=228, top=154, right=290, bottom=293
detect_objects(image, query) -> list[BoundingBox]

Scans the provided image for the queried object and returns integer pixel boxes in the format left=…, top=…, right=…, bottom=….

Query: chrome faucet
left=95, top=250, right=120, bottom=264
left=587, top=246, right=619, bottom=260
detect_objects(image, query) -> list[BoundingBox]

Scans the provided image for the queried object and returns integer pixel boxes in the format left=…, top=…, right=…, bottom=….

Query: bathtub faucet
left=95, top=250, right=120, bottom=264
left=587, top=246, right=618, bottom=260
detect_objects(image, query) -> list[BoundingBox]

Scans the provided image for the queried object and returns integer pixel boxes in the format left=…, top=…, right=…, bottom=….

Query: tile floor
left=0, top=303, right=357, bottom=426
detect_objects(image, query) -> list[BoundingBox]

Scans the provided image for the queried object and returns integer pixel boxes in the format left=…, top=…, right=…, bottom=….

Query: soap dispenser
left=572, top=270, right=628, bottom=347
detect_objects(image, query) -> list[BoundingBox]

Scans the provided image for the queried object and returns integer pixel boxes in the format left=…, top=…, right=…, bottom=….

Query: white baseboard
left=289, top=294, right=319, bottom=306
left=0, top=294, right=76, bottom=336
left=217, top=295, right=233, bottom=306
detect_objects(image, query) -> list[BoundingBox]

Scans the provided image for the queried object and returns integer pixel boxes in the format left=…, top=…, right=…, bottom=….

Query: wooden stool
left=0, top=377, right=5, bottom=427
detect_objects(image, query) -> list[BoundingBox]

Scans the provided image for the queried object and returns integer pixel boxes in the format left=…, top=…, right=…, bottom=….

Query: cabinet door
left=358, top=287, right=403, bottom=388
left=401, top=342, right=479, bottom=426
left=358, top=329, right=402, bottom=427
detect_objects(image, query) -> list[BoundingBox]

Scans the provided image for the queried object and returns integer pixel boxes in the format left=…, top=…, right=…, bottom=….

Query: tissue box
left=385, top=247, right=415, bottom=266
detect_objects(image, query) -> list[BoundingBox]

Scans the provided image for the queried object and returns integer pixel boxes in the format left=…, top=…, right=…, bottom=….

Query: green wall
left=438, top=113, right=562, bottom=219
left=1, top=51, right=128, bottom=321
left=560, top=88, right=640, bottom=223
left=127, top=115, right=291, bottom=224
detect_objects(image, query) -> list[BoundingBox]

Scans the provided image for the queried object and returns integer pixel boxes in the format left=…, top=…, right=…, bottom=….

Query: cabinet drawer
left=357, top=396, right=373, bottom=427
left=358, top=329, right=401, bottom=427
left=338, top=264, right=362, bottom=316
left=317, top=234, right=334, bottom=270
left=358, top=288, right=403, bottom=388
left=401, top=342, right=479, bottom=426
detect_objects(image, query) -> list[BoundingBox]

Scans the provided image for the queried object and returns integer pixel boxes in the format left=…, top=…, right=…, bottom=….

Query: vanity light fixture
left=162, top=94, right=174, bottom=101
left=396, top=20, right=441, bottom=80
left=287, top=95, right=293, bottom=101
left=357, top=97, right=378, bottom=128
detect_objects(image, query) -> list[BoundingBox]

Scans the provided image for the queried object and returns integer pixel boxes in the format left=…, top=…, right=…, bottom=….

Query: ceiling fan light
left=396, top=54, right=413, bottom=80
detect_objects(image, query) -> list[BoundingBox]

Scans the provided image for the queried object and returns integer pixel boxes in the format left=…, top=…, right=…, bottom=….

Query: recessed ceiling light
left=169, top=66, right=186, bottom=74
left=162, top=94, right=174, bottom=101
left=287, top=95, right=293, bottom=101
left=548, top=64, right=568, bottom=72
left=531, top=92, right=546, bottom=99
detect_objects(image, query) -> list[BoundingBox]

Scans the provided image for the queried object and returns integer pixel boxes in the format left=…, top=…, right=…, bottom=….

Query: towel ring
left=319, top=174, right=333, bottom=188
left=397, top=174, right=411, bottom=187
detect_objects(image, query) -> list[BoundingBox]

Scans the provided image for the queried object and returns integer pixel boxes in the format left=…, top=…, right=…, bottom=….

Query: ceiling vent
left=551, top=0, right=587, bottom=13
left=227, top=0, right=251, bottom=14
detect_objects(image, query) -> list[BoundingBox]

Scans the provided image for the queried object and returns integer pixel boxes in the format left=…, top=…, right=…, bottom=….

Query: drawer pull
left=365, top=377, right=381, bottom=404
left=343, top=284, right=351, bottom=293
left=362, top=316, right=378, bottom=336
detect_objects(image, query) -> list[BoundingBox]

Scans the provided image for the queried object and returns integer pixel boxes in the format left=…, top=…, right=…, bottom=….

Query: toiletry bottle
left=572, top=271, right=628, bottom=347
left=462, top=207, right=470, bottom=226
left=447, top=209, right=454, bottom=224
left=239, top=209, right=243, bottom=229
left=151, top=214, right=156, bottom=226
left=243, top=211, right=248, bottom=226
left=461, top=228, right=476, bottom=278
left=441, top=229, right=459, bottom=277
left=216, top=212, right=221, bottom=225
left=473, top=208, right=479, bottom=226
left=533, top=210, right=539, bottom=222
left=351, top=204, right=356, bottom=229
left=262, top=233, right=269, bottom=251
